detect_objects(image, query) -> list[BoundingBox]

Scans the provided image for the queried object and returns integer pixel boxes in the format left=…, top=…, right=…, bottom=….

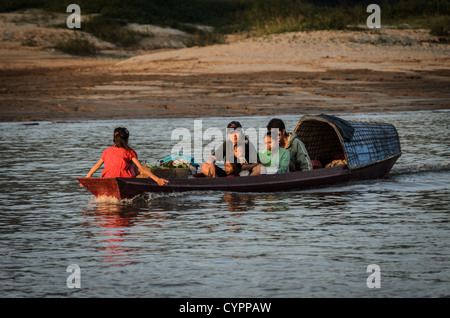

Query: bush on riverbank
left=1, top=0, right=449, bottom=46
left=55, top=34, right=97, bottom=56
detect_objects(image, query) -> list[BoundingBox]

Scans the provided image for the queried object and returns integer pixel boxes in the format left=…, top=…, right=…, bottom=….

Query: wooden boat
left=77, top=114, right=402, bottom=199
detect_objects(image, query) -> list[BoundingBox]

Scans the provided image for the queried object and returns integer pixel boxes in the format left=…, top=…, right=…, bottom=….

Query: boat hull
left=77, top=155, right=400, bottom=200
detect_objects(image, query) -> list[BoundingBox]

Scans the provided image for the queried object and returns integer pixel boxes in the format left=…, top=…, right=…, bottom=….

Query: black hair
left=113, top=127, right=131, bottom=152
left=267, top=118, right=287, bottom=136
left=225, top=157, right=242, bottom=176
left=228, top=162, right=242, bottom=176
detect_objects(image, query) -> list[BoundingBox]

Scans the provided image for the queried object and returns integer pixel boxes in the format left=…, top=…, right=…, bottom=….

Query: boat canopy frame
left=294, top=115, right=402, bottom=171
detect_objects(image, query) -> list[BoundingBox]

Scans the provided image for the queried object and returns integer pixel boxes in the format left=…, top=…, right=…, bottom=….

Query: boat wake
left=140, top=191, right=187, bottom=201
left=389, top=161, right=450, bottom=176
left=88, top=191, right=187, bottom=205
left=89, top=195, right=130, bottom=205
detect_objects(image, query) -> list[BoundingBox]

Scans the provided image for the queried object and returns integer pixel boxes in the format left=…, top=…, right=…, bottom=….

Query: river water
left=0, top=111, right=449, bottom=298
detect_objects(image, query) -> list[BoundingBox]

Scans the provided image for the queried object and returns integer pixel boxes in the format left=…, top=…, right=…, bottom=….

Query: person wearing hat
left=201, top=121, right=264, bottom=177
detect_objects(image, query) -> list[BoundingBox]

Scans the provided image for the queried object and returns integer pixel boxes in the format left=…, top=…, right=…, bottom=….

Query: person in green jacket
left=258, top=132, right=290, bottom=174
left=267, top=118, right=312, bottom=171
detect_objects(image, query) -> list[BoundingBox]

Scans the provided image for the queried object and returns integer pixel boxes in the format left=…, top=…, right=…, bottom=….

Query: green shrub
left=55, top=34, right=97, bottom=56
left=430, top=15, right=450, bottom=36
left=0, top=0, right=45, bottom=12
left=81, top=15, right=141, bottom=47
left=3, top=0, right=450, bottom=39
left=186, top=30, right=226, bottom=47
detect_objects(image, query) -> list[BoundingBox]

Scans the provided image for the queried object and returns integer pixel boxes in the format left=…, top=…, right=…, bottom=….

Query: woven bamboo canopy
left=294, top=115, right=402, bottom=171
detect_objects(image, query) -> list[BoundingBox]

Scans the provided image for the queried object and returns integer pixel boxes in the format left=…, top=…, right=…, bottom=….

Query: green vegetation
left=55, top=33, right=97, bottom=56
left=430, top=15, right=450, bottom=36
left=81, top=15, right=142, bottom=47
left=233, top=1, right=363, bottom=35
left=186, top=30, right=226, bottom=47
left=232, top=0, right=450, bottom=35
left=2, top=0, right=449, bottom=50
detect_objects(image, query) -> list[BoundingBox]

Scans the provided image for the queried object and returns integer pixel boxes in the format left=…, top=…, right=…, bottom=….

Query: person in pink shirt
left=82, top=127, right=168, bottom=186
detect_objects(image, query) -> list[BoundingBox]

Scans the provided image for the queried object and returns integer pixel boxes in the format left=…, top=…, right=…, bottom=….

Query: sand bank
left=0, top=10, right=449, bottom=122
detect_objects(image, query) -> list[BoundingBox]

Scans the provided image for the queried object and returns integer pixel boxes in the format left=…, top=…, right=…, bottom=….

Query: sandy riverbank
left=0, top=9, right=449, bottom=122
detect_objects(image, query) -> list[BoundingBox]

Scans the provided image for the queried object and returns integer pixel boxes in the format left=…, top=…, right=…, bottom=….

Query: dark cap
left=227, top=121, right=242, bottom=130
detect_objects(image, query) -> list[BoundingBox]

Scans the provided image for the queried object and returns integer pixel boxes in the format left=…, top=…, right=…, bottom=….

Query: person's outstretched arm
left=86, top=159, right=104, bottom=178
left=80, top=159, right=104, bottom=187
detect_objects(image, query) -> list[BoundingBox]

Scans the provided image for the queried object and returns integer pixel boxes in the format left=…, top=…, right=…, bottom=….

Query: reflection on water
left=0, top=111, right=449, bottom=297
left=222, top=193, right=255, bottom=212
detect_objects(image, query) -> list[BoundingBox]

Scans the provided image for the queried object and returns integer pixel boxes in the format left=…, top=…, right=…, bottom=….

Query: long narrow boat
left=77, top=114, right=402, bottom=199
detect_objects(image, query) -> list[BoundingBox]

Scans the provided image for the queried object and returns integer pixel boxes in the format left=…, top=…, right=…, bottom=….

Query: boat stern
left=77, top=177, right=122, bottom=199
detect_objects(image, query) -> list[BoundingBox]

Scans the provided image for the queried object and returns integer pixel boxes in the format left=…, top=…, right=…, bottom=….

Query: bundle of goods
left=139, top=155, right=198, bottom=179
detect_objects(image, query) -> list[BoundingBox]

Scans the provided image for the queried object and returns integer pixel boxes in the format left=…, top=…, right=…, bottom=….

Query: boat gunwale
left=77, top=154, right=400, bottom=198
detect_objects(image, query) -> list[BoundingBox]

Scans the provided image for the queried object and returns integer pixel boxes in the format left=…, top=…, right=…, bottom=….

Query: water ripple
left=0, top=112, right=449, bottom=297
